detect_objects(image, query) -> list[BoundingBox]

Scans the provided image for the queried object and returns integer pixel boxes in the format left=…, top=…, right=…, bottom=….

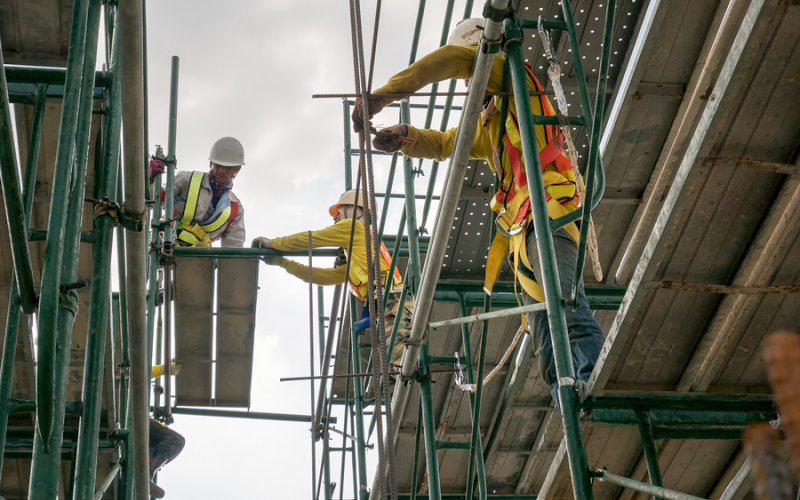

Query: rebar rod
left=0, top=40, right=37, bottom=314
left=71, top=17, right=122, bottom=496
left=505, top=18, right=593, bottom=499
left=119, top=0, right=150, bottom=492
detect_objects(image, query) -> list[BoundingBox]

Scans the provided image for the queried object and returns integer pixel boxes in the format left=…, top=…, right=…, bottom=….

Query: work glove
left=352, top=96, right=382, bottom=134
left=148, top=157, right=166, bottom=181
left=373, top=124, right=410, bottom=153
left=152, top=359, right=182, bottom=378
left=261, top=255, right=283, bottom=266
left=251, top=237, right=273, bottom=249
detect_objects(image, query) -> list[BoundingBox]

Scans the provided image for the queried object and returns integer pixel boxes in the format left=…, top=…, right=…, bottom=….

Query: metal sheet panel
left=215, top=258, right=258, bottom=407
left=174, top=257, right=214, bottom=406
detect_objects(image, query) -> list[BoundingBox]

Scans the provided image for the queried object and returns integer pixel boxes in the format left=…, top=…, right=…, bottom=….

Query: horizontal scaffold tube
left=428, top=302, right=546, bottom=330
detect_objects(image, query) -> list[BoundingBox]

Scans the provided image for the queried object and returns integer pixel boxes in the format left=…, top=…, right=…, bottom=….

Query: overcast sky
left=144, top=1, right=472, bottom=498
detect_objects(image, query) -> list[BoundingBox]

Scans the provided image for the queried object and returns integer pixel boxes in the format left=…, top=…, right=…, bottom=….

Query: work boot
left=150, top=481, right=165, bottom=498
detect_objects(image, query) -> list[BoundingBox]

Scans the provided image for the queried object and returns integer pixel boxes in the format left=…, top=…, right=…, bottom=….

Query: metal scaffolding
left=1, top=0, right=793, bottom=499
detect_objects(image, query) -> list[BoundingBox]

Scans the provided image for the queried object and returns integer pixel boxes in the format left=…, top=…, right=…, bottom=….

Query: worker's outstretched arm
left=399, top=124, right=492, bottom=162
left=270, top=219, right=365, bottom=253
left=278, top=259, right=347, bottom=286
left=372, top=45, right=506, bottom=111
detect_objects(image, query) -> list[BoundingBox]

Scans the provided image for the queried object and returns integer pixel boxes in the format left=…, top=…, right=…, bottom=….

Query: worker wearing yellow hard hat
left=150, top=136, right=247, bottom=247
left=252, top=189, right=413, bottom=366
left=352, top=18, right=605, bottom=405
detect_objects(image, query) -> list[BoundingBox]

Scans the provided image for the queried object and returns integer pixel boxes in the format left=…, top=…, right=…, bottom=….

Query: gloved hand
left=251, top=237, right=273, bottom=249
left=373, top=124, right=410, bottom=153
left=261, top=255, right=283, bottom=266
left=352, top=96, right=382, bottom=133
left=148, top=157, right=166, bottom=180
left=153, top=359, right=182, bottom=377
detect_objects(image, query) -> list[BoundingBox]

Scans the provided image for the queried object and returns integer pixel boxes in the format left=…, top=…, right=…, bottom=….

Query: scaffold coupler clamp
left=159, top=240, right=175, bottom=266
left=91, top=197, right=121, bottom=226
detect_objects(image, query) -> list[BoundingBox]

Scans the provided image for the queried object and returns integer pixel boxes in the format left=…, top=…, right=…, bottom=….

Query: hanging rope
left=454, top=325, right=526, bottom=393
left=348, top=0, right=398, bottom=497
left=537, top=17, right=604, bottom=282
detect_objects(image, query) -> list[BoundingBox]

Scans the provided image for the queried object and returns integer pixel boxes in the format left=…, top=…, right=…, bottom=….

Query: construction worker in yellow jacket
left=353, top=18, right=604, bottom=404
left=149, top=136, right=246, bottom=247
left=252, top=190, right=413, bottom=366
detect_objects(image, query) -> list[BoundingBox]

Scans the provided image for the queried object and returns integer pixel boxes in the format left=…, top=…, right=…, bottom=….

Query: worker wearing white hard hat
left=252, top=190, right=414, bottom=367
left=351, top=18, right=605, bottom=406
left=149, top=136, right=247, bottom=247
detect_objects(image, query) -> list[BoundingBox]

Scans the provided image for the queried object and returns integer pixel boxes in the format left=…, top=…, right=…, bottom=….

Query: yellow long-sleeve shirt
left=270, top=218, right=398, bottom=297
left=372, top=44, right=579, bottom=240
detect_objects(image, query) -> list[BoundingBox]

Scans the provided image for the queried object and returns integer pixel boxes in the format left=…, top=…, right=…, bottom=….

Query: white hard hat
left=447, top=18, right=486, bottom=46
left=209, top=136, right=245, bottom=167
left=329, top=189, right=366, bottom=217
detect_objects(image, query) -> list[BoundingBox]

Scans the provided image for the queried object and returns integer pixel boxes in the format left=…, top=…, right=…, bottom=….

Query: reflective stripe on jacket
left=345, top=241, right=403, bottom=302
left=172, top=171, right=244, bottom=247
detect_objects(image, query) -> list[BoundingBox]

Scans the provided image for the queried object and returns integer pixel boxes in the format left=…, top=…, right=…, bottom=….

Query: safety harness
left=345, top=239, right=403, bottom=302
left=176, top=171, right=239, bottom=247
left=483, top=62, right=581, bottom=304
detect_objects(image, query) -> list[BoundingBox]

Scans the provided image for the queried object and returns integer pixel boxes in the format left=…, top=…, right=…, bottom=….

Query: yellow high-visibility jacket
left=372, top=44, right=581, bottom=301
left=271, top=218, right=401, bottom=301
left=173, top=171, right=246, bottom=247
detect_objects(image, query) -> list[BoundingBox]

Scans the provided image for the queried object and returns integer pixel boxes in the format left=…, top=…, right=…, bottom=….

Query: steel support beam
left=506, top=16, right=593, bottom=498
left=119, top=0, right=150, bottom=493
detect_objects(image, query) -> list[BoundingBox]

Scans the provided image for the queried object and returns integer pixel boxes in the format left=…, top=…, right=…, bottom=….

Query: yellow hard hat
left=209, top=136, right=245, bottom=167
left=329, top=189, right=366, bottom=217
left=447, top=18, right=486, bottom=46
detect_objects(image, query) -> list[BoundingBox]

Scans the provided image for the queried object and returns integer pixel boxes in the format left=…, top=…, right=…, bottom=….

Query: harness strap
left=180, top=172, right=204, bottom=225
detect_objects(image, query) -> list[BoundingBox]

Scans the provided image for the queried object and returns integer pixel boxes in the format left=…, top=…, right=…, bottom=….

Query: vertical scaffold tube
left=0, top=40, right=36, bottom=314
left=504, top=20, right=593, bottom=499
left=33, top=0, right=90, bottom=448
left=0, top=84, right=46, bottom=479
left=71, top=17, right=122, bottom=497
left=119, top=0, right=150, bottom=493
left=348, top=297, right=370, bottom=500
left=418, top=345, right=441, bottom=500
left=570, top=0, right=615, bottom=302
left=31, top=0, right=102, bottom=493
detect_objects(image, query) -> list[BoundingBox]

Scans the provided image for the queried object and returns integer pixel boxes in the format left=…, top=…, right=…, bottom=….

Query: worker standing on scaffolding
left=352, top=18, right=604, bottom=404
left=251, top=190, right=413, bottom=367
left=149, top=136, right=246, bottom=247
